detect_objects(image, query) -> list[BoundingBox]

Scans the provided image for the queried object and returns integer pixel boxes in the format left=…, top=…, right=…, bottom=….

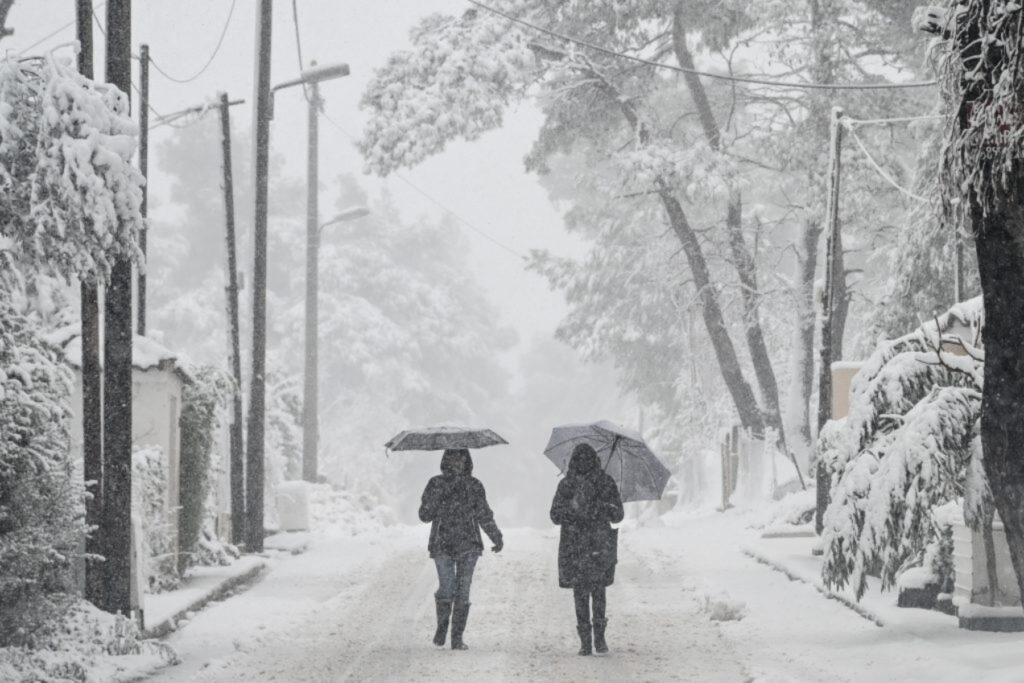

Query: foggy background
left=4, top=0, right=639, bottom=529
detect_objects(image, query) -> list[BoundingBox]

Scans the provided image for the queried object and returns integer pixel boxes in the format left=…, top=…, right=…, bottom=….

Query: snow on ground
left=0, top=601, right=175, bottom=683
left=139, top=506, right=1024, bottom=682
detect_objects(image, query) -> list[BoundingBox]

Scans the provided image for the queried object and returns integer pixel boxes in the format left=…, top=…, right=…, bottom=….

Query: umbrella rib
left=604, top=435, right=621, bottom=472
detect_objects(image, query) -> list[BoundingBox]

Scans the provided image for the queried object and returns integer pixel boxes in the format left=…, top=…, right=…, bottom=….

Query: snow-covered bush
left=264, top=368, right=303, bottom=528
left=131, top=446, right=178, bottom=593
left=177, top=365, right=231, bottom=572
left=0, top=301, right=84, bottom=646
left=820, top=298, right=985, bottom=599
left=0, top=600, right=178, bottom=681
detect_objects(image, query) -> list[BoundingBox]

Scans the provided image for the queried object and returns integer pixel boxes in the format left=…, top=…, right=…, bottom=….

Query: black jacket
left=550, top=464, right=624, bottom=589
left=419, top=461, right=502, bottom=558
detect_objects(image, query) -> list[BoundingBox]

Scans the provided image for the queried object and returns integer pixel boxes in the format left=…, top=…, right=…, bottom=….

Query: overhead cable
left=467, top=0, right=938, bottom=92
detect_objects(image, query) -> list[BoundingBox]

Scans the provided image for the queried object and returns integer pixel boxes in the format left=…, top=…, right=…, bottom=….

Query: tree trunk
left=0, top=0, right=14, bottom=40
left=672, top=6, right=799, bottom=482
left=982, top=509, right=1000, bottom=607
left=577, top=60, right=767, bottom=435
left=659, top=188, right=767, bottom=435
left=974, top=200, right=1024, bottom=609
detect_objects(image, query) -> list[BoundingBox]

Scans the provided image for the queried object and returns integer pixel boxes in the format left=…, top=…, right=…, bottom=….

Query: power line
left=467, top=0, right=938, bottom=92
left=321, top=111, right=528, bottom=262
left=147, top=0, right=237, bottom=84
left=844, top=124, right=928, bottom=204
left=86, top=6, right=190, bottom=129
left=844, top=114, right=947, bottom=127
left=290, top=0, right=312, bottom=102
left=17, top=1, right=108, bottom=55
left=291, top=0, right=305, bottom=72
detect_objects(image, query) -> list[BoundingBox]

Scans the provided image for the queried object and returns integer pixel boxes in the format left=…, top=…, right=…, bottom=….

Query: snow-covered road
left=145, top=512, right=1016, bottom=682
left=148, top=526, right=748, bottom=682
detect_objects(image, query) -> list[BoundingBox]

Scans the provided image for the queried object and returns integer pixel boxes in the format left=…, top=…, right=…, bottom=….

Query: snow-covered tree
left=0, top=53, right=143, bottom=286
left=820, top=298, right=985, bottom=598
left=359, top=1, right=933, bottom=485
left=937, top=0, right=1024, bottom=609
left=0, top=51, right=143, bottom=638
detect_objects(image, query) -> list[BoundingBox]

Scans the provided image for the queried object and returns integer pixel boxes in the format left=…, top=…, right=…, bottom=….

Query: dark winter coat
left=550, top=451, right=625, bottom=589
left=419, top=452, right=502, bottom=558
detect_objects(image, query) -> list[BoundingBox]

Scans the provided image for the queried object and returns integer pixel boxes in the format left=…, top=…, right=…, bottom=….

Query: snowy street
left=143, top=513, right=1010, bottom=683
left=148, top=524, right=743, bottom=682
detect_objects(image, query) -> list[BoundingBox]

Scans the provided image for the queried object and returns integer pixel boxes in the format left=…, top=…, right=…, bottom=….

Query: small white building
left=52, top=327, right=192, bottom=558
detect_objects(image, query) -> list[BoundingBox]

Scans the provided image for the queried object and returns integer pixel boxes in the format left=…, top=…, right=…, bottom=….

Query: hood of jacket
left=440, top=448, right=474, bottom=477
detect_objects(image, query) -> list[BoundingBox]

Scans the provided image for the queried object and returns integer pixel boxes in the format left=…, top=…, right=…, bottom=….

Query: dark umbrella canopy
left=385, top=425, right=508, bottom=452
left=544, top=420, right=671, bottom=502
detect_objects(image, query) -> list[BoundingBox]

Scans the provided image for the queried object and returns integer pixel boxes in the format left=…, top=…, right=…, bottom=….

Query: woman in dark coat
left=550, top=443, right=624, bottom=656
left=418, top=449, right=503, bottom=650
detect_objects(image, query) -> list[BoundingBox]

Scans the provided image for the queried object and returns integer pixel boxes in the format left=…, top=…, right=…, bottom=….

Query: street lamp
left=269, top=59, right=352, bottom=484
left=247, top=54, right=350, bottom=551
left=318, top=206, right=370, bottom=236
left=304, top=206, right=370, bottom=483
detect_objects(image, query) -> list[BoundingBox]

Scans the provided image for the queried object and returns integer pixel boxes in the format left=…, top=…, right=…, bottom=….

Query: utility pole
left=954, top=231, right=965, bottom=303
left=302, top=72, right=321, bottom=484
left=219, top=92, right=247, bottom=545
left=815, top=106, right=844, bottom=535
left=137, top=43, right=149, bottom=336
left=246, top=0, right=274, bottom=553
left=102, top=0, right=134, bottom=618
left=76, top=0, right=104, bottom=609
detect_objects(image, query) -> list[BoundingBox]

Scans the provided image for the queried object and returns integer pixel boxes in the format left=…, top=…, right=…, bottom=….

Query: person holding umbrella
left=418, top=448, right=503, bottom=650
left=550, top=443, right=625, bottom=656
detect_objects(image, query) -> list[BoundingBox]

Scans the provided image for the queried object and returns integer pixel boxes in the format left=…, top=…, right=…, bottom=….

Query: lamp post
left=305, top=207, right=370, bottom=482
left=268, top=61, right=351, bottom=484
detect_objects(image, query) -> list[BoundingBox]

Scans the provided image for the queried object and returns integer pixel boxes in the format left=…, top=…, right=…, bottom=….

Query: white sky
left=5, top=0, right=587, bottom=362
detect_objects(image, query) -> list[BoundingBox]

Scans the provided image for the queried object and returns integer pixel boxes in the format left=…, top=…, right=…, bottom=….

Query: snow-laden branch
left=0, top=53, right=144, bottom=283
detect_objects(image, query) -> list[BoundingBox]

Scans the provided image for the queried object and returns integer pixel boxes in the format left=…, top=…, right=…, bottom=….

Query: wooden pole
left=815, top=106, right=844, bottom=535
left=954, top=229, right=965, bottom=304
left=219, top=92, right=247, bottom=546
left=302, top=74, right=321, bottom=484
left=137, top=43, right=148, bottom=336
left=102, top=0, right=134, bottom=617
left=246, top=0, right=273, bottom=553
left=76, top=0, right=105, bottom=609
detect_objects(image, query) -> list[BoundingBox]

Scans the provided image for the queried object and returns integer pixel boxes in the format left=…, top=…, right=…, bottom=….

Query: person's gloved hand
left=491, top=539, right=503, bottom=553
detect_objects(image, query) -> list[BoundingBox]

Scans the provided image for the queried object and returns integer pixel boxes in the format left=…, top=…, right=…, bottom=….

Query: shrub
left=177, top=365, right=231, bottom=573
left=0, top=302, right=85, bottom=646
left=131, top=446, right=178, bottom=593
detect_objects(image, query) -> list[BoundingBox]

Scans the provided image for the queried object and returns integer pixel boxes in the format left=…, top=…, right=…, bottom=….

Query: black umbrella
left=385, top=424, right=508, bottom=452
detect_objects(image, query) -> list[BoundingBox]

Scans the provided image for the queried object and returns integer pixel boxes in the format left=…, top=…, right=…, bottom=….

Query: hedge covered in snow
left=0, top=302, right=84, bottom=646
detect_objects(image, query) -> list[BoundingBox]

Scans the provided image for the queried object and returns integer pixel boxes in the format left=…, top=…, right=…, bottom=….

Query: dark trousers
left=573, top=585, right=606, bottom=625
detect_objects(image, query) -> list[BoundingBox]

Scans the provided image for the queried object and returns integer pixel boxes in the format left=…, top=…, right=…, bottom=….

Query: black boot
left=450, top=602, right=471, bottom=650
left=577, top=622, right=593, bottom=656
left=593, top=618, right=608, bottom=654
left=433, top=596, right=453, bottom=647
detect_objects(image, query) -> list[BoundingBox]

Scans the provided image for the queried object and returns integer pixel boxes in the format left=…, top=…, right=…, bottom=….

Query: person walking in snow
left=550, top=443, right=624, bottom=656
left=418, top=448, right=503, bottom=650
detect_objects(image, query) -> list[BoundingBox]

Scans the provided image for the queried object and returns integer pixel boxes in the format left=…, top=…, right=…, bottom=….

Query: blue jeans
left=434, top=552, right=478, bottom=605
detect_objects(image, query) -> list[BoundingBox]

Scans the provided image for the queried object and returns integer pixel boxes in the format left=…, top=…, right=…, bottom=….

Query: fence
left=720, top=426, right=783, bottom=509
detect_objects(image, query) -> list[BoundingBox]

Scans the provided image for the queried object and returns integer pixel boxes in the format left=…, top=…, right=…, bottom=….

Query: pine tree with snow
left=820, top=298, right=986, bottom=599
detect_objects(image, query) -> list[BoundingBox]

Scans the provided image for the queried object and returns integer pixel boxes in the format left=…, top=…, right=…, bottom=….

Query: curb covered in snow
left=741, top=543, right=885, bottom=627
left=143, top=558, right=268, bottom=639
